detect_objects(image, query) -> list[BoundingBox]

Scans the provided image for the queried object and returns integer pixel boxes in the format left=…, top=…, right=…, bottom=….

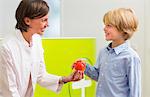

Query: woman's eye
left=41, top=18, right=48, bottom=22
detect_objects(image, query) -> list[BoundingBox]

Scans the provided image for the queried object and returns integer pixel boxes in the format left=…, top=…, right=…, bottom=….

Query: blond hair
left=103, top=8, right=138, bottom=40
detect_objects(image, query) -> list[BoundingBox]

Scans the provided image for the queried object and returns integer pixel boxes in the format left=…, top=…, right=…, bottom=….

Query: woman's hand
left=61, top=70, right=84, bottom=83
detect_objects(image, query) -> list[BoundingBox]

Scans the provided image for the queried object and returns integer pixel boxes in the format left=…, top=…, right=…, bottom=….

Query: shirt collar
left=107, top=41, right=129, bottom=55
left=15, top=31, right=32, bottom=48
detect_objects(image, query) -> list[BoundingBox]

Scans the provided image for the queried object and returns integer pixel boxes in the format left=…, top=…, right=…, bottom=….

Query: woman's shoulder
left=0, top=34, right=16, bottom=48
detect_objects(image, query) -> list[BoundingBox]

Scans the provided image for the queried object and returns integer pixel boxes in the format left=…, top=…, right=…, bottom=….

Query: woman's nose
left=44, top=24, right=49, bottom=28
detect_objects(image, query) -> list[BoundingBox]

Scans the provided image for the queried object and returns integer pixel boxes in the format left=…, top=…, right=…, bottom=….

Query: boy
left=84, top=8, right=141, bottom=97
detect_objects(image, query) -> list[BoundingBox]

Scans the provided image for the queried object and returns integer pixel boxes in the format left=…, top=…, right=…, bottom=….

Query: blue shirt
left=84, top=41, right=141, bottom=97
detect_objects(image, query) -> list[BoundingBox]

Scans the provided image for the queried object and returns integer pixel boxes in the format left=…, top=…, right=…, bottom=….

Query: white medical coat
left=0, top=31, right=62, bottom=97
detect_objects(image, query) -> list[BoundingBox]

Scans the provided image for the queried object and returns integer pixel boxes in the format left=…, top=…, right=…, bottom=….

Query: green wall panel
left=34, top=38, right=96, bottom=97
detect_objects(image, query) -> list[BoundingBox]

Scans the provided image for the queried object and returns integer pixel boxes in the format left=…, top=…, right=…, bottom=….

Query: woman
left=0, top=0, right=83, bottom=97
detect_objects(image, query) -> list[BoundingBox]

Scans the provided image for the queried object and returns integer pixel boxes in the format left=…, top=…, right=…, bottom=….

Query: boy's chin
left=105, top=39, right=111, bottom=41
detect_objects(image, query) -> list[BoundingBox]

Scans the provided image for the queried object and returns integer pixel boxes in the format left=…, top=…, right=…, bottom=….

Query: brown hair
left=15, top=0, right=49, bottom=32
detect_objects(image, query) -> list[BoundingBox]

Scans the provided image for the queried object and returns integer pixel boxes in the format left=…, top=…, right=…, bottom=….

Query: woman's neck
left=22, top=31, right=33, bottom=46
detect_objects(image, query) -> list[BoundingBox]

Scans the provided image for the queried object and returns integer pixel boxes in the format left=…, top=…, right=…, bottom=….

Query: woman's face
left=26, top=14, right=49, bottom=35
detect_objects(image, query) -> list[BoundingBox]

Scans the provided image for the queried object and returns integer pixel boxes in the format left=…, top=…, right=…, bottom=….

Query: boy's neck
left=111, top=40, right=125, bottom=48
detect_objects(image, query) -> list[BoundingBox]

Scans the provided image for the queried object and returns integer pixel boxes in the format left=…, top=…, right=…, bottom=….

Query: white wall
left=143, top=0, right=150, bottom=96
left=61, top=0, right=145, bottom=57
left=0, top=0, right=3, bottom=40
left=61, top=0, right=147, bottom=97
left=0, top=0, right=20, bottom=39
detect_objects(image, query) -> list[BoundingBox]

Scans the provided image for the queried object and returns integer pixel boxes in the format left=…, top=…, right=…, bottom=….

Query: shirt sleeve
left=84, top=52, right=101, bottom=81
left=35, top=36, right=63, bottom=93
left=36, top=61, right=63, bottom=93
left=128, top=56, right=141, bottom=97
left=0, top=46, right=21, bottom=97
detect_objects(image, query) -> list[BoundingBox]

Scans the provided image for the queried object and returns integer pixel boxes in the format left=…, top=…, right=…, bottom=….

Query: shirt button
left=114, top=64, right=117, bottom=67
left=99, top=84, right=101, bottom=87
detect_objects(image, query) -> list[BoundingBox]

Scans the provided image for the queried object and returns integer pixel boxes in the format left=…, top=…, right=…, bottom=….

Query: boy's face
left=103, top=24, right=124, bottom=42
left=25, top=14, right=49, bottom=35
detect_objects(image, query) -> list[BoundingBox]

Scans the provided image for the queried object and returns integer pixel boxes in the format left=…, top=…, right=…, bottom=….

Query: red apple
left=74, top=60, right=86, bottom=71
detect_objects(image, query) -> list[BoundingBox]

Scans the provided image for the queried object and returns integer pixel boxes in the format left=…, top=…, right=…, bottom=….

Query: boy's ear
left=24, top=17, right=31, bottom=26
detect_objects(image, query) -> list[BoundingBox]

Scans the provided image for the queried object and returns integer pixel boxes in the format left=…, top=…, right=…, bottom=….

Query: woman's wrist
left=59, top=76, right=68, bottom=84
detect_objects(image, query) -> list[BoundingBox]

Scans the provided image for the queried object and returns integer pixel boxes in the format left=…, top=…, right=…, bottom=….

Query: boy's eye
left=107, top=24, right=112, bottom=27
left=105, top=24, right=114, bottom=28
